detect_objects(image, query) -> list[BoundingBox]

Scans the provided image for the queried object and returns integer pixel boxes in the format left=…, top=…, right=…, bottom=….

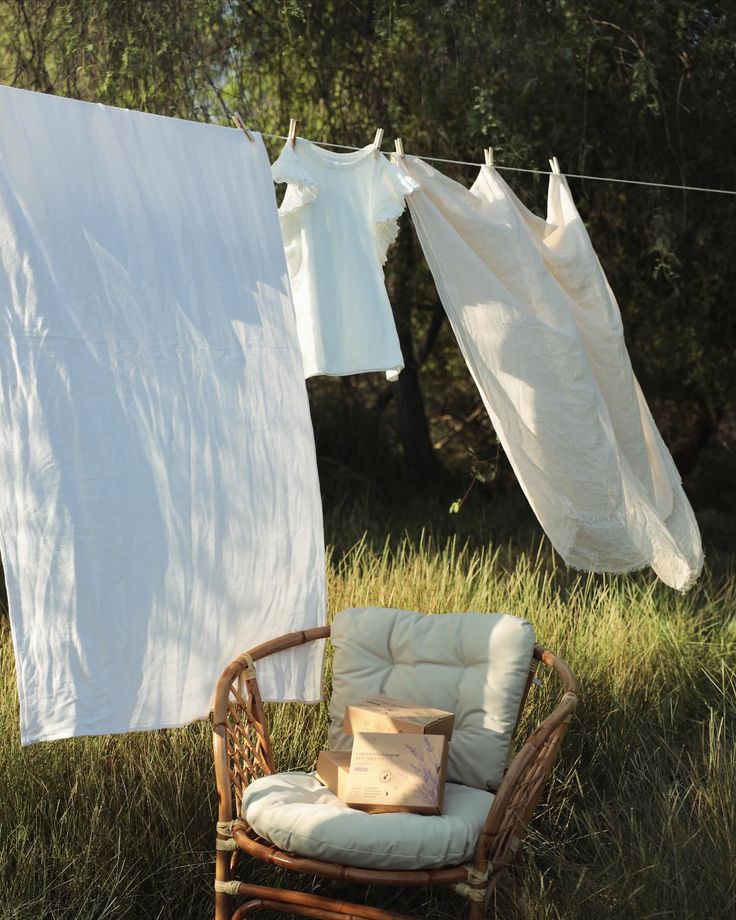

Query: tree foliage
left=1, top=0, right=734, bottom=487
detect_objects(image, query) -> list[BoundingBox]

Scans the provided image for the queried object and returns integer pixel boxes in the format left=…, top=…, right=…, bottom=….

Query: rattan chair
left=212, top=614, right=578, bottom=920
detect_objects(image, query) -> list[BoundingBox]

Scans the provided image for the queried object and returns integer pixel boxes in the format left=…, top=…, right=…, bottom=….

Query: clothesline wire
left=260, top=131, right=736, bottom=197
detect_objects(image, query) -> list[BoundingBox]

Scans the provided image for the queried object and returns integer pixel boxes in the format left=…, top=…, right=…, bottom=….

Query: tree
left=1, top=0, right=734, bottom=490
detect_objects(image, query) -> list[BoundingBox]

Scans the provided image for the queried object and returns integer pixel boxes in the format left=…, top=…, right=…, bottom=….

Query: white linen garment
left=539, top=171, right=701, bottom=580
left=400, top=155, right=702, bottom=590
left=0, top=85, right=326, bottom=744
left=271, top=138, right=417, bottom=379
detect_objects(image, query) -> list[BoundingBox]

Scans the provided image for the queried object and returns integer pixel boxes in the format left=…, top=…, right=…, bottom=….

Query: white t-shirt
left=271, top=138, right=418, bottom=379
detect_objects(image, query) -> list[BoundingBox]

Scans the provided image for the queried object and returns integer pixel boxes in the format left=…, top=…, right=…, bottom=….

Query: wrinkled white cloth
left=271, top=138, right=417, bottom=380
left=0, top=85, right=326, bottom=744
left=400, top=155, right=702, bottom=590
left=539, top=171, right=701, bottom=580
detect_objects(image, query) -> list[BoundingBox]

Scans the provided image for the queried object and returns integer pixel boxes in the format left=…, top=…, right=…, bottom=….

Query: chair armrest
left=212, top=626, right=330, bottom=824
left=473, top=647, right=578, bottom=880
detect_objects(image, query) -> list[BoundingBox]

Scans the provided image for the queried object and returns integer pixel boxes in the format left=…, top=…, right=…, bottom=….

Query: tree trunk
left=388, top=221, right=442, bottom=480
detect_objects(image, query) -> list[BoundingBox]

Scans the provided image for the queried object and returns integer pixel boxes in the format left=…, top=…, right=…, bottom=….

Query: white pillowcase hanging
left=271, top=138, right=418, bottom=380
left=398, top=155, right=702, bottom=591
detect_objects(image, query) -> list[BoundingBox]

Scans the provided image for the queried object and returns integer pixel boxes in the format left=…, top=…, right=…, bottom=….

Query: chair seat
left=242, top=772, right=494, bottom=871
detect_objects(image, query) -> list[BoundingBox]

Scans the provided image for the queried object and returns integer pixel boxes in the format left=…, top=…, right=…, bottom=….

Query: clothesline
left=266, top=130, right=703, bottom=592
left=261, top=131, right=736, bottom=197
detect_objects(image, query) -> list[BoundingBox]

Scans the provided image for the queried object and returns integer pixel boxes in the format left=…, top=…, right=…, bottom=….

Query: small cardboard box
left=344, top=695, right=454, bottom=743
left=345, top=732, right=448, bottom=815
left=315, top=750, right=351, bottom=800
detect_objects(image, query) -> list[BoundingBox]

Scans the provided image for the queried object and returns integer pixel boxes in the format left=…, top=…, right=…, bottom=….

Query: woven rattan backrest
left=222, top=653, right=276, bottom=804
left=212, top=626, right=330, bottom=821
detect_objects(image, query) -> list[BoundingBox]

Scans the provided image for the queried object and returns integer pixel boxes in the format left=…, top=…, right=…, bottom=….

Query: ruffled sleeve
left=373, top=158, right=420, bottom=265
left=271, top=142, right=319, bottom=216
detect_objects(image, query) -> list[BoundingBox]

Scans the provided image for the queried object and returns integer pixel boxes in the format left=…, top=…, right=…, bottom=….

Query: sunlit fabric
left=271, top=138, right=416, bottom=380
left=400, top=155, right=702, bottom=590
left=0, top=85, right=325, bottom=744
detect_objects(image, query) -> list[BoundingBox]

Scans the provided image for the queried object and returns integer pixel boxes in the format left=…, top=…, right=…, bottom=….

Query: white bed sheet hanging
left=399, top=155, right=702, bottom=590
left=0, top=85, right=326, bottom=744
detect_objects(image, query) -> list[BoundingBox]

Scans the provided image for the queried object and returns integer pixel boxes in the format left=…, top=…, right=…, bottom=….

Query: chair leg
left=214, top=847, right=234, bottom=920
left=215, top=891, right=233, bottom=920
left=214, top=888, right=233, bottom=920
left=467, top=882, right=501, bottom=920
left=468, top=885, right=495, bottom=920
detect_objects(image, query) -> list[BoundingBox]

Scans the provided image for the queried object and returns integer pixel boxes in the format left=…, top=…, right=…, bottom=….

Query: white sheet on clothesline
left=400, top=155, right=702, bottom=590
left=0, top=85, right=326, bottom=744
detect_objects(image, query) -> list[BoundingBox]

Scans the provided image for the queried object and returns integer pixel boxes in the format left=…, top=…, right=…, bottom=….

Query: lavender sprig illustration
left=404, top=737, right=442, bottom=805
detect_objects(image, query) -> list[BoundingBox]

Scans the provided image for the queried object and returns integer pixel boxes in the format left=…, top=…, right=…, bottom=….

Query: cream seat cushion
left=329, top=608, right=536, bottom=791
left=242, top=772, right=494, bottom=870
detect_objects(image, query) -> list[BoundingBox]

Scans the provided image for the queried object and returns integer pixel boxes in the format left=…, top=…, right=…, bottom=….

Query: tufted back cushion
left=328, top=608, right=536, bottom=791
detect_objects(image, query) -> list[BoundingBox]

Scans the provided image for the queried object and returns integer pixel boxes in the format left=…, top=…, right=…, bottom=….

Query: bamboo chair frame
left=212, top=624, right=578, bottom=920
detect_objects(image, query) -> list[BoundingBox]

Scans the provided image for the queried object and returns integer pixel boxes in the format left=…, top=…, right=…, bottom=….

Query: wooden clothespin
left=394, top=137, right=405, bottom=158
left=288, top=118, right=299, bottom=148
left=373, top=128, right=384, bottom=150
left=484, top=146, right=494, bottom=167
left=230, top=112, right=254, bottom=142
left=549, top=156, right=561, bottom=175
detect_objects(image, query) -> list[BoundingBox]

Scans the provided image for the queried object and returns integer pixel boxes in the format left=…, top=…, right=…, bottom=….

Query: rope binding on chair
left=561, top=690, right=578, bottom=721
left=454, top=883, right=486, bottom=902
left=466, top=866, right=490, bottom=885
left=235, top=653, right=257, bottom=704
left=454, top=864, right=490, bottom=901
left=238, top=653, right=257, bottom=682
left=215, top=837, right=237, bottom=851
left=216, top=820, right=238, bottom=850
left=214, top=879, right=243, bottom=896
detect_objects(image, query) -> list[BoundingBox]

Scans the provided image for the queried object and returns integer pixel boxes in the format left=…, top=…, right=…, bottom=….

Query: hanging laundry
left=543, top=172, right=700, bottom=554
left=0, top=85, right=326, bottom=744
left=271, top=138, right=417, bottom=380
left=398, top=155, right=702, bottom=591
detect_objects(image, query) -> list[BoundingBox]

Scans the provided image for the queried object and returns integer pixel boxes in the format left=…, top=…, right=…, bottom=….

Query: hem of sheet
left=305, top=363, right=404, bottom=379
left=560, top=555, right=701, bottom=581
left=509, top=440, right=701, bottom=590
left=544, top=480, right=701, bottom=591
left=19, top=697, right=325, bottom=746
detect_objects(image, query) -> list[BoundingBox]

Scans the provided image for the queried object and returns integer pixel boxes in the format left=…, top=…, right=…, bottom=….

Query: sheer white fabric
left=400, top=155, right=702, bottom=590
left=0, top=86, right=326, bottom=744
left=271, top=139, right=417, bottom=380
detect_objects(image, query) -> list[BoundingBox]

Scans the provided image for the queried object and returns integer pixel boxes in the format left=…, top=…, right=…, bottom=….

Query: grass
left=1, top=534, right=735, bottom=920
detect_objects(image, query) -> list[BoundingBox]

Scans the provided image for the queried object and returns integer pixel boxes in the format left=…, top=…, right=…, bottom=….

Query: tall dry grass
left=1, top=535, right=734, bottom=919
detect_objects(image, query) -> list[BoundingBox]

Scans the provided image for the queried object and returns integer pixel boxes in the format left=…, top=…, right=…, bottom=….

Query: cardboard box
left=345, top=732, right=448, bottom=815
left=344, top=695, right=454, bottom=743
left=315, top=749, right=351, bottom=800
